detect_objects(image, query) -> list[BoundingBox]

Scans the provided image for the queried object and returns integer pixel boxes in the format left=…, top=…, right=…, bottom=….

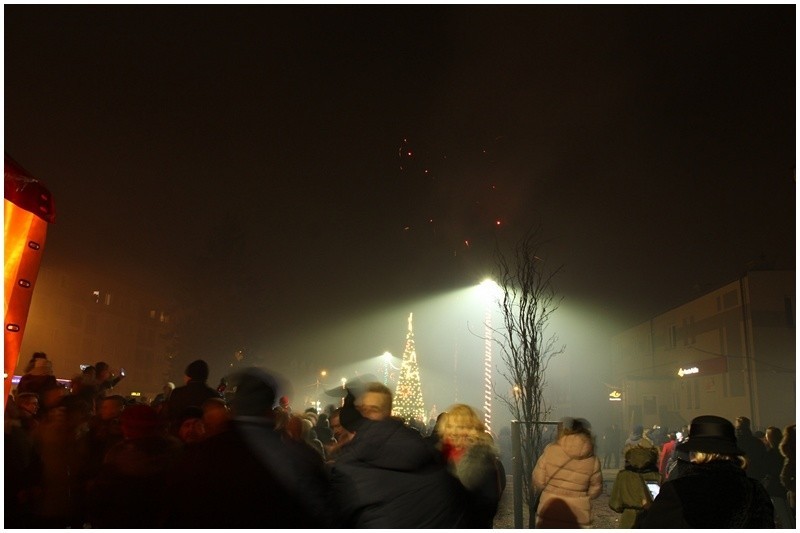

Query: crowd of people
left=604, top=416, right=795, bottom=528
left=5, top=354, right=507, bottom=528
left=5, top=351, right=796, bottom=529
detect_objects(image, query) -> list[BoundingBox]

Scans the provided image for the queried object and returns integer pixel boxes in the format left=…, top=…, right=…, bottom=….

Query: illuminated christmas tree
left=392, top=312, right=426, bottom=423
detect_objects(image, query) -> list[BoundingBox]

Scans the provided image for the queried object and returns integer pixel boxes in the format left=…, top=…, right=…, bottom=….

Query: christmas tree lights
left=392, top=312, right=426, bottom=423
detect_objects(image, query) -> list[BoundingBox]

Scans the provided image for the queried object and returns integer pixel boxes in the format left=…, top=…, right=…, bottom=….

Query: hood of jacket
left=625, top=445, right=659, bottom=470
left=558, top=432, right=595, bottom=460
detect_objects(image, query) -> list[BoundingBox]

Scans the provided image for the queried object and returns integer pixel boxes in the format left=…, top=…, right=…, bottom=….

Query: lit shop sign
left=10, top=375, right=71, bottom=386
left=677, top=366, right=699, bottom=377
left=609, top=390, right=622, bottom=402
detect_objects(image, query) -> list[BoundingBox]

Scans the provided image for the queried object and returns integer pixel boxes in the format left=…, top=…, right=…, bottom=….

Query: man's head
left=185, top=359, right=209, bottom=383
left=355, top=382, right=393, bottom=421
left=330, top=407, right=352, bottom=441
left=99, top=395, right=126, bottom=421
left=16, top=392, right=39, bottom=418
left=95, top=361, right=111, bottom=381
left=735, top=416, right=752, bottom=433
left=229, top=367, right=287, bottom=418
left=202, top=397, right=231, bottom=437
left=177, top=406, right=206, bottom=443
left=120, top=404, right=163, bottom=440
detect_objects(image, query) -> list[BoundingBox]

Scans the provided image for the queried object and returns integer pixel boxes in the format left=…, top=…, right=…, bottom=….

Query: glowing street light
left=381, top=351, right=398, bottom=385
left=315, top=370, right=327, bottom=412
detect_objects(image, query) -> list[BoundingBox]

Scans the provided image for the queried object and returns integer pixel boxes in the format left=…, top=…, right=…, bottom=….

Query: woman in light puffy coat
left=532, top=417, right=603, bottom=528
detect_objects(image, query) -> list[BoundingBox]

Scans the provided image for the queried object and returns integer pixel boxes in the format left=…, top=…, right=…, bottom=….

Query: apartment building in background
left=14, top=264, right=175, bottom=401
left=611, top=269, right=795, bottom=431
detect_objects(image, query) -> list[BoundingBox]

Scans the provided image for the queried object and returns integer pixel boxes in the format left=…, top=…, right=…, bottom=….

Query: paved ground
left=493, top=469, right=621, bottom=529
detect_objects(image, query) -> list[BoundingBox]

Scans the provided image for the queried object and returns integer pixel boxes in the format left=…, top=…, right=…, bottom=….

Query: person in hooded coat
left=532, top=417, right=603, bottom=528
left=609, top=444, right=662, bottom=527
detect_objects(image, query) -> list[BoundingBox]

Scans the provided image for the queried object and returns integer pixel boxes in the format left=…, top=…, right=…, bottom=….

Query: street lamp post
left=315, top=370, right=327, bottom=412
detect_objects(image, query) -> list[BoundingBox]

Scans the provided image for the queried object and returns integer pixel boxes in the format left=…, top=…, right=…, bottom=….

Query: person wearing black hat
left=634, top=415, right=775, bottom=528
left=163, top=359, right=220, bottom=432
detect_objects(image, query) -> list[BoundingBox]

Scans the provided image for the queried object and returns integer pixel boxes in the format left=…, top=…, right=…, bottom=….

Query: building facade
left=14, top=264, right=175, bottom=401
left=611, top=270, right=795, bottom=432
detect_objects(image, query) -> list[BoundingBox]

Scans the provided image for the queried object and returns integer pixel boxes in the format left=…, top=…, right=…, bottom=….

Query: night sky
left=4, top=6, right=795, bottom=423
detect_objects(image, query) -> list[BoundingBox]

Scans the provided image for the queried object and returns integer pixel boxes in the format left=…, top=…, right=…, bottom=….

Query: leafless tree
left=489, top=226, right=565, bottom=525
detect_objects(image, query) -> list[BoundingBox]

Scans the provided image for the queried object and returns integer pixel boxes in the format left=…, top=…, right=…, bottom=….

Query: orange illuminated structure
left=4, top=154, right=55, bottom=407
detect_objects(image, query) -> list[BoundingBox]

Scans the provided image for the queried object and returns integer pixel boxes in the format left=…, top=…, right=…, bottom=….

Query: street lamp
left=381, top=351, right=399, bottom=385
left=315, top=370, right=327, bottom=412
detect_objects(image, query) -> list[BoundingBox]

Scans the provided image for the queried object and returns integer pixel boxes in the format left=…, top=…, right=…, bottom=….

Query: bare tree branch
left=488, top=225, right=566, bottom=517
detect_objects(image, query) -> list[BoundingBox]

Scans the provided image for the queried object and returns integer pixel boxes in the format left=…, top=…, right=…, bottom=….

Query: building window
left=104, top=293, right=112, bottom=306
left=725, top=326, right=745, bottom=397
left=685, top=317, right=696, bottom=345
left=643, top=395, right=657, bottom=416
left=93, top=290, right=101, bottom=304
left=669, top=325, right=678, bottom=348
left=686, top=381, right=692, bottom=409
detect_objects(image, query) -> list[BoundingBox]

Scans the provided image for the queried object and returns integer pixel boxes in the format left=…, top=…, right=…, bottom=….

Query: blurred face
left=443, top=414, right=477, bottom=450
left=203, top=404, right=230, bottom=436
left=99, top=399, right=124, bottom=421
left=41, top=386, right=66, bottom=409
left=330, top=414, right=350, bottom=441
left=17, top=396, right=39, bottom=418
left=178, top=418, right=205, bottom=443
left=357, top=392, right=391, bottom=421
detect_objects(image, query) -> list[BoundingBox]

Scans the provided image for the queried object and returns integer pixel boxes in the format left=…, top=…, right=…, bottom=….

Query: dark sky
left=4, top=6, right=795, bottom=419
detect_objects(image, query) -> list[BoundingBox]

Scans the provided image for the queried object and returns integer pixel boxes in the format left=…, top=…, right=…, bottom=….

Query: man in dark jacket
left=329, top=384, right=470, bottom=528
left=163, top=360, right=219, bottom=431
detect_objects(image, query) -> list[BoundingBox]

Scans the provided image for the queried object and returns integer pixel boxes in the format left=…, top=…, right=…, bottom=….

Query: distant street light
left=381, top=351, right=397, bottom=385
left=315, top=370, right=327, bottom=412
